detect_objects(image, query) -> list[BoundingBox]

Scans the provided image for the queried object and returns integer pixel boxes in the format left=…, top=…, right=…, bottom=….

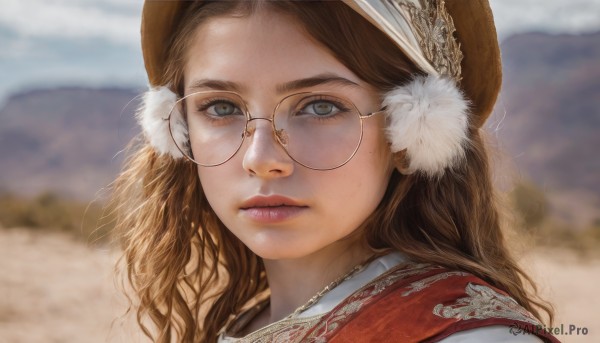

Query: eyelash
left=195, top=99, right=241, bottom=114
left=191, top=96, right=352, bottom=122
left=297, top=99, right=351, bottom=118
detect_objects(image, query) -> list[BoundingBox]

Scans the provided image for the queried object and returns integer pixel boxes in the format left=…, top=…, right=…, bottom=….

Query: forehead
left=183, top=9, right=365, bottom=96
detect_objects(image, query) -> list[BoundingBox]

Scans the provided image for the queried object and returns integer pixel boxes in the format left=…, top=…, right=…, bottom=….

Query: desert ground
left=1, top=228, right=598, bottom=343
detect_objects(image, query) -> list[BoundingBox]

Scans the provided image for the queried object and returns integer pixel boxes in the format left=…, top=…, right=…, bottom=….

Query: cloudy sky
left=1, top=0, right=600, bottom=103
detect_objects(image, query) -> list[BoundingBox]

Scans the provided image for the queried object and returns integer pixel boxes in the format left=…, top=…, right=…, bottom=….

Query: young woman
left=113, top=1, right=560, bottom=342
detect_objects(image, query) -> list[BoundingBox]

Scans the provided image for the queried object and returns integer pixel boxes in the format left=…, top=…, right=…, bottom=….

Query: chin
left=244, top=234, right=321, bottom=261
left=249, top=245, right=310, bottom=261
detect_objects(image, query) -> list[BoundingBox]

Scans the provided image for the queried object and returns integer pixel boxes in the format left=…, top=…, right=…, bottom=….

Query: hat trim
left=136, top=86, right=186, bottom=158
left=384, top=75, right=469, bottom=177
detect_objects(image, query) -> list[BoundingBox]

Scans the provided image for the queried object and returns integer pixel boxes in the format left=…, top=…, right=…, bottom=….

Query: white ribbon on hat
left=345, top=0, right=438, bottom=76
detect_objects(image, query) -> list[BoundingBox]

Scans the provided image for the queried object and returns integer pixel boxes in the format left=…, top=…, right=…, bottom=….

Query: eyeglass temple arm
left=360, top=106, right=388, bottom=119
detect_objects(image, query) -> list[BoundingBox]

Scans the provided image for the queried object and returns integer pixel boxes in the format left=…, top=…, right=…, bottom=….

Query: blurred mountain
left=0, top=87, right=140, bottom=200
left=489, top=31, right=600, bottom=227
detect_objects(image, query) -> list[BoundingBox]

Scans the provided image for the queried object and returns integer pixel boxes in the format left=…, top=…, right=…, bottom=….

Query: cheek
left=197, top=168, right=217, bottom=207
left=356, top=127, right=394, bottom=201
left=362, top=119, right=394, bottom=181
left=196, top=165, right=235, bottom=217
left=319, top=130, right=393, bottom=221
left=371, top=116, right=393, bottom=166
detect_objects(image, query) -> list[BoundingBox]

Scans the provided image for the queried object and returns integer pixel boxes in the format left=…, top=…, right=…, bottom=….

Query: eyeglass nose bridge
left=244, top=117, right=289, bottom=146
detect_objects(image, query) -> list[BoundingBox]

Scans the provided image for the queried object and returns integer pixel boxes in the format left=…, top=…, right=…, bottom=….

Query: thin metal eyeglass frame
left=167, top=90, right=385, bottom=171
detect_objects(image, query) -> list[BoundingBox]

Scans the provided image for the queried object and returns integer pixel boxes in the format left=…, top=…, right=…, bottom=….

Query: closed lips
left=239, top=196, right=307, bottom=209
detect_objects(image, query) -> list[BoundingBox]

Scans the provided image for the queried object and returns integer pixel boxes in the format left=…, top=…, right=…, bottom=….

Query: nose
left=242, top=118, right=294, bottom=178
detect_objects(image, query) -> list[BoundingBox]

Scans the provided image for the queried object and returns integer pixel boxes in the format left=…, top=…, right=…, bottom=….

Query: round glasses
left=168, top=91, right=384, bottom=170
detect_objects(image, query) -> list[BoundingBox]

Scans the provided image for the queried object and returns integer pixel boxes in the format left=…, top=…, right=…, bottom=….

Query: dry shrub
left=0, top=191, right=114, bottom=244
left=509, top=181, right=600, bottom=255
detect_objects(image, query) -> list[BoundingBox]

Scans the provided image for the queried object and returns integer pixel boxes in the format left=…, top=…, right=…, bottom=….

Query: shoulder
left=312, top=263, right=560, bottom=342
left=380, top=264, right=557, bottom=341
left=440, top=325, right=544, bottom=343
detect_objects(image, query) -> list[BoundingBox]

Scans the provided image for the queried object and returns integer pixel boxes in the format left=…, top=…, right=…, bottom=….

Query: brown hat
left=140, top=0, right=501, bottom=126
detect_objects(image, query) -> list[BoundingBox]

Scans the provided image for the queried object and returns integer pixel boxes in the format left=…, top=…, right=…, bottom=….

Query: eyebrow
left=188, top=79, right=244, bottom=93
left=276, top=74, right=360, bottom=93
left=187, top=73, right=361, bottom=94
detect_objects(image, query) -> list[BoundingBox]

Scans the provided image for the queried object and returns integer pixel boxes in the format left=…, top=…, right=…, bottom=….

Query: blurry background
left=0, top=0, right=599, bottom=342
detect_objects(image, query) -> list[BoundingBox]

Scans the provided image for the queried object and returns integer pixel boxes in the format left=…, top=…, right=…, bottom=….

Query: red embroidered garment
left=300, top=263, right=561, bottom=343
left=220, top=262, right=560, bottom=343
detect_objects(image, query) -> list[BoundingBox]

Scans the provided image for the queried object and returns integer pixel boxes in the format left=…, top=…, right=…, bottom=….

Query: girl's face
left=186, top=9, right=394, bottom=260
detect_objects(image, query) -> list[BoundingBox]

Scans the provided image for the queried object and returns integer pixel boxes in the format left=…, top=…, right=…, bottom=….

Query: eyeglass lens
left=169, top=91, right=363, bottom=170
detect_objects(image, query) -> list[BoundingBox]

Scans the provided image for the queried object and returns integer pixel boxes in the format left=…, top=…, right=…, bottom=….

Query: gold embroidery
left=398, top=0, right=463, bottom=81
left=432, top=283, right=541, bottom=325
left=401, top=271, right=468, bottom=296
left=220, top=314, right=324, bottom=343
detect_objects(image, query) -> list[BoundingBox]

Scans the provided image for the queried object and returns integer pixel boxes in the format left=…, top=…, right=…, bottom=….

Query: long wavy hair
left=112, top=1, right=553, bottom=342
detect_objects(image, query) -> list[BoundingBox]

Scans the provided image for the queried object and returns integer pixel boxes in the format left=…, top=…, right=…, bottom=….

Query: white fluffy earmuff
left=383, top=75, right=470, bottom=177
left=136, top=86, right=187, bottom=158
left=136, top=76, right=470, bottom=176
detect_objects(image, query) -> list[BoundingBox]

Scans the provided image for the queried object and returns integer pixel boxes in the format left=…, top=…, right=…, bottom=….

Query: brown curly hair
left=112, top=1, right=553, bottom=342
